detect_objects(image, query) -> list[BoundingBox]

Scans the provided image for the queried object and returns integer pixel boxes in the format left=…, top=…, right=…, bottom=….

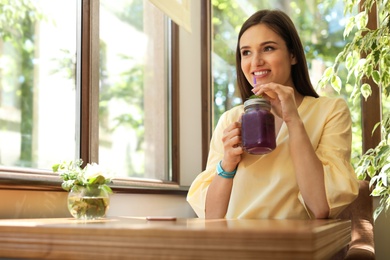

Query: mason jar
left=241, top=97, right=276, bottom=154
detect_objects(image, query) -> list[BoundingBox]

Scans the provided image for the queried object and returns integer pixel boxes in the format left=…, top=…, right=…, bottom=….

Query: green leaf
left=361, top=83, right=372, bottom=100
left=379, top=164, right=390, bottom=186
left=248, top=94, right=262, bottom=99
left=61, top=180, right=75, bottom=192
left=357, top=58, right=367, bottom=70
left=372, top=70, right=380, bottom=85
left=101, top=184, right=113, bottom=195
left=373, top=49, right=381, bottom=64
left=366, top=64, right=373, bottom=78
left=323, top=67, right=333, bottom=78
left=346, top=53, right=354, bottom=70
left=355, top=166, right=366, bottom=180
left=373, top=205, right=384, bottom=221
left=367, top=165, right=377, bottom=176
left=355, top=11, right=368, bottom=30
left=52, top=163, right=60, bottom=172
left=316, top=78, right=326, bottom=89
left=371, top=186, right=386, bottom=196
left=334, top=51, right=345, bottom=65
left=318, top=66, right=336, bottom=89
left=89, top=175, right=106, bottom=185
left=331, top=75, right=342, bottom=93
left=344, top=17, right=355, bottom=38
left=349, top=83, right=360, bottom=103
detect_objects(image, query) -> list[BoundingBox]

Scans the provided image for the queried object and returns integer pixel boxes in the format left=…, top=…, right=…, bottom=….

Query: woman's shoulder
left=304, top=95, right=349, bottom=111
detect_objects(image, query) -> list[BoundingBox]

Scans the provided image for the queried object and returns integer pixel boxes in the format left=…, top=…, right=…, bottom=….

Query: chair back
left=332, top=180, right=375, bottom=260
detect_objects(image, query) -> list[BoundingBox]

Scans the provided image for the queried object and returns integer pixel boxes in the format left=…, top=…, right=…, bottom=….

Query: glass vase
left=67, top=184, right=110, bottom=220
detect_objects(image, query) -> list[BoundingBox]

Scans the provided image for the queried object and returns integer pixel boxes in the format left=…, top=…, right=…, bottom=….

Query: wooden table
left=0, top=217, right=350, bottom=260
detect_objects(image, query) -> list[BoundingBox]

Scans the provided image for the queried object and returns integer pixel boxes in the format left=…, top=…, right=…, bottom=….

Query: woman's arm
left=253, top=83, right=329, bottom=218
left=205, top=122, right=244, bottom=218
left=287, top=118, right=329, bottom=218
left=205, top=168, right=234, bottom=219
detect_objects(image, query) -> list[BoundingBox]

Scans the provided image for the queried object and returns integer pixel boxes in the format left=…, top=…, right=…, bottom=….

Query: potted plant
left=318, top=0, right=390, bottom=220
left=52, top=159, right=113, bottom=220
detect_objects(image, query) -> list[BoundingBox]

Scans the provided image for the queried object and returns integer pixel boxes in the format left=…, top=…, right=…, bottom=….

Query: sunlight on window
left=99, top=0, right=170, bottom=180
left=0, top=0, right=77, bottom=168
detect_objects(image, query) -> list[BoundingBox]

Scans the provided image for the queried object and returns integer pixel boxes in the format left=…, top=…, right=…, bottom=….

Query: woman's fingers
left=251, top=83, right=298, bottom=121
left=252, top=83, right=293, bottom=101
left=222, top=122, right=243, bottom=162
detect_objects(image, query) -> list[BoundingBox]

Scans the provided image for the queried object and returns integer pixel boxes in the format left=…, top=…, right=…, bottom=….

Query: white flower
left=54, top=160, right=113, bottom=193
left=83, top=163, right=106, bottom=180
left=83, top=163, right=113, bottom=185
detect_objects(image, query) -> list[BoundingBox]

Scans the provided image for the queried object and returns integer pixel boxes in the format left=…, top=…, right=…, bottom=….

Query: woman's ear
left=290, top=52, right=297, bottom=65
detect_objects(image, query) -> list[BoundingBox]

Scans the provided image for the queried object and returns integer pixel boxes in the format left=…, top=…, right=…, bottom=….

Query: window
left=0, top=0, right=77, bottom=168
left=0, top=0, right=180, bottom=190
left=98, top=1, right=174, bottom=180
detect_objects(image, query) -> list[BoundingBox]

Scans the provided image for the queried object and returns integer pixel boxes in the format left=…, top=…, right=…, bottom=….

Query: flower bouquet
left=53, top=159, right=113, bottom=220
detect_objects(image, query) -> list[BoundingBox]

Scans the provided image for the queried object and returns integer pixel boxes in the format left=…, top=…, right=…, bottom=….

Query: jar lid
left=243, top=97, right=271, bottom=109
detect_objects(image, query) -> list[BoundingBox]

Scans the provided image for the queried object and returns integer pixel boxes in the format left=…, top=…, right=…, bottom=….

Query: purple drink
left=241, top=98, right=276, bottom=154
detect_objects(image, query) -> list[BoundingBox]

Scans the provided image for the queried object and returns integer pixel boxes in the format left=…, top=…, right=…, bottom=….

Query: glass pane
left=212, top=0, right=362, bottom=166
left=0, top=0, right=77, bottom=169
left=99, top=0, right=170, bottom=180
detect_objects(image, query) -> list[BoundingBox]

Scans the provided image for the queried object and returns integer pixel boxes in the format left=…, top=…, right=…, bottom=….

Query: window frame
left=0, top=0, right=185, bottom=195
left=200, top=0, right=213, bottom=170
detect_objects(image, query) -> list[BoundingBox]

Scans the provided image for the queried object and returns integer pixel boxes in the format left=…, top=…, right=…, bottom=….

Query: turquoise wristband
left=216, top=160, right=237, bottom=179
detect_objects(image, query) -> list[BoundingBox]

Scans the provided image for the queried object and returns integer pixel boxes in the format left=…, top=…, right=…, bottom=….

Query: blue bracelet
left=216, top=160, right=237, bottom=179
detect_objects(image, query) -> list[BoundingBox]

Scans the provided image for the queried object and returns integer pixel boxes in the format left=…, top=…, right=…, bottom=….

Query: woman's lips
left=252, top=70, right=270, bottom=84
left=253, top=70, right=270, bottom=77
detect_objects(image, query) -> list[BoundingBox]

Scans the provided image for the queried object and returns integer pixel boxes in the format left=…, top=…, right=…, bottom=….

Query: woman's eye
left=264, top=46, right=274, bottom=52
left=241, top=50, right=250, bottom=56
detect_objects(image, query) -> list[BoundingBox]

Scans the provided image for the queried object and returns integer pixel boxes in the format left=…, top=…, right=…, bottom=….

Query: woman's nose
left=252, top=53, right=265, bottom=66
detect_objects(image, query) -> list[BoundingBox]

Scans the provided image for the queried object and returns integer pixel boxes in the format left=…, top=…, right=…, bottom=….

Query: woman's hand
left=251, top=82, right=301, bottom=124
left=221, top=121, right=244, bottom=172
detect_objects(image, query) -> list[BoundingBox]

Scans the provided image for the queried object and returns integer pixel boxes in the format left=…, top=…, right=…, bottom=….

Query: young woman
left=187, top=9, right=358, bottom=219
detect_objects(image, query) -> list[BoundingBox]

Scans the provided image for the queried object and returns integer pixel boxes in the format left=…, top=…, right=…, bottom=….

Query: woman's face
left=239, top=23, right=296, bottom=87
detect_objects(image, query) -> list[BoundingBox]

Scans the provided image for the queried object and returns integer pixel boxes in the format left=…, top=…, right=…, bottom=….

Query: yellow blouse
left=187, top=96, right=359, bottom=219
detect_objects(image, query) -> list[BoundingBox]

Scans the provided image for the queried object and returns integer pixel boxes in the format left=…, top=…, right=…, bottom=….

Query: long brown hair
left=235, top=9, right=319, bottom=102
